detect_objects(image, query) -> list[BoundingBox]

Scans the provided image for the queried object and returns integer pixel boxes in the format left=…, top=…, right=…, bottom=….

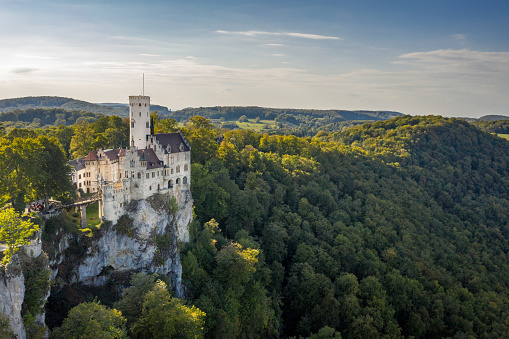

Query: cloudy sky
left=1, top=0, right=508, bottom=117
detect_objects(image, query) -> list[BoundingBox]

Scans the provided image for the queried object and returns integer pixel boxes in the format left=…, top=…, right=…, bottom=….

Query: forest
left=1, top=114, right=509, bottom=338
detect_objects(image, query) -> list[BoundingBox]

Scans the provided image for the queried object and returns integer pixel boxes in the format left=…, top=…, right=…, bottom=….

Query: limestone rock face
left=51, top=190, right=192, bottom=297
left=0, top=255, right=26, bottom=339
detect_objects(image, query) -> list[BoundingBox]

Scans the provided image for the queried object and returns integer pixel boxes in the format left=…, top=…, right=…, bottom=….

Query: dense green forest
left=2, top=114, right=509, bottom=337
left=172, top=115, right=509, bottom=338
left=472, top=119, right=509, bottom=134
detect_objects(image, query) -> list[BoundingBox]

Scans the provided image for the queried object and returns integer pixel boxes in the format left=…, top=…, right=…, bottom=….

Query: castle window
left=183, top=176, right=187, bottom=185
left=146, top=173, right=149, bottom=179
left=152, top=172, right=155, bottom=178
left=157, top=171, right=159, bottom=177
left=176, top=178, right=180, bottom=185
left=157, top=184, right=160, bottom=190
left=138, top=172, right=141, bottom=179
left=168, top=180, right=173, bottom=188
left=184, top=164, right=188, bottom=171
left=180, top=143, right=184, bottom=151
left=139, top=103, right=141, bottom=106
left=79, top=174, right=81, bottom=179
left=146, top=122, right=149, bottom=128
left=185, top=153, right=189, bottom=160
left=125, top=171, right=128, bottom=178
left=171, top=168, right=174, bottom=174
left=132, top=122, right=134, bottom=128
left=170, top=156, right=174, bottom=164
left=176, top=165, right=180, bottom=173
left=149, top=185, right=151, bottom=190
left=139, top=112, right=141, bottom=117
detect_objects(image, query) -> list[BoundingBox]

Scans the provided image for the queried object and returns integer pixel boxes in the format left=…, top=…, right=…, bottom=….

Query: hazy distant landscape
left=2, top=0, right=509, bottom=338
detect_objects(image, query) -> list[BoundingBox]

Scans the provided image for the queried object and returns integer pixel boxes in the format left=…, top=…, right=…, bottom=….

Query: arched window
left=157, top=184, right=160, bottom=190
left=168, top=180, right=173, bottom=188
left=183, top=176, right=187, bottom=185
left=184, top=163, right=188, bottom=171
left=176, top=178, right=180, bottom=185
left=149, top=185, right=152, bottom=190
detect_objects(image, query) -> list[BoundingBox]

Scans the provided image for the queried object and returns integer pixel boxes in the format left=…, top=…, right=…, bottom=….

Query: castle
left=71, top=95, right=191, bottom=226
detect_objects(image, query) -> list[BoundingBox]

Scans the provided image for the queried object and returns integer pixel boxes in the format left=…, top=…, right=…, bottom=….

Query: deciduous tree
left=0, top=208, right=38, bottom=265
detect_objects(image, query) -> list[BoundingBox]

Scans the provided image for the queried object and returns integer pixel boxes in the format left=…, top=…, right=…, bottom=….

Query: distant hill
left=171, top=106, right=403, bottom=122
left=478, top=114, right=509, bottom=121
left=0, top=96, right=127, bottom=116
left=0, top=108, right=105, bottom=129
left=0, top=96, right=404, bottom=135
left=0, top=96, right=172, bottom=117
left=171, top=106, right=404, bottom=136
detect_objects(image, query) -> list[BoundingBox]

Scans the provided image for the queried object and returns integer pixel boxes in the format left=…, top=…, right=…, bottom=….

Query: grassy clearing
left=236, top=119, right=278, bottom=131
left=85, top=201, right=100, bottom=228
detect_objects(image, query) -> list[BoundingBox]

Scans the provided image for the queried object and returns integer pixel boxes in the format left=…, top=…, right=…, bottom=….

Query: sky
left=1, top=0, right=508, bottom=117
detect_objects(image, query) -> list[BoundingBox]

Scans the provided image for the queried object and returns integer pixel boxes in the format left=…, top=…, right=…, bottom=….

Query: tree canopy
left=0, top=208, right=38, bottom=265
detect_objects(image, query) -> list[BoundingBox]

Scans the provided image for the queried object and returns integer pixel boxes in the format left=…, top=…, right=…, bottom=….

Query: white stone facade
left=129, top=95, right=151, bottom=150
left=71, top=95, right=192, bottom=235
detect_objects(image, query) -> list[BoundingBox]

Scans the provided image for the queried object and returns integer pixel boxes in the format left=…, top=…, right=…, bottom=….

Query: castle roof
left=137, top=148, right=164, bottom=169
left=103, top=149, right=119, bottom=162
left=70, top=157, right=86, bottom=171
left=153, top=131, right=190, bottom=153
left=84, top=151, right=98, bottom=161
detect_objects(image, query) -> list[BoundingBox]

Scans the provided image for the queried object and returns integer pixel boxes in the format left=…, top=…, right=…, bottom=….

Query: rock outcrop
left=48, top=190, right=192, bottom=297
left=0, top=255, right=26, bottom=339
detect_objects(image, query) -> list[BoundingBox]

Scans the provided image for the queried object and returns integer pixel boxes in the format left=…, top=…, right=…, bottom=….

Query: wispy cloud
left=272, top=54, right=285, bottom=57
left=395, top=49, right=509, bottom=75
left=452, top=34, right=466, bottom=40
left=216, top=30, right=341, bottom=40
left=12, top=67, right=39, bottom=74
left=264, top=43, right=285, bottom=47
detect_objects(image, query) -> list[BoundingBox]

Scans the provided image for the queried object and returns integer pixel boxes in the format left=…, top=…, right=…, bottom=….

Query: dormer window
left=179, top=143, right=184, bottom=151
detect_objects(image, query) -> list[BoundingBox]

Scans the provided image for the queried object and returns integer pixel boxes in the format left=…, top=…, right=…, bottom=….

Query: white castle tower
left=129, top=95, right=151, bottom=149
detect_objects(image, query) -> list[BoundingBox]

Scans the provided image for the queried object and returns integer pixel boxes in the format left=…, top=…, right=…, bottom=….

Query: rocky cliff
left=0, top=256, right=26, bottom=339
left=47, top=189, right=192, bottom=295
left=1, top=189, right=192, bottom=336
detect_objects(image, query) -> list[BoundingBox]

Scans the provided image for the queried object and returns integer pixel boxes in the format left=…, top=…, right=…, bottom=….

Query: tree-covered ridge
left=180, top=115, right=509, bottom=337
left=173, top=106, right=403, bottom=133
left=0, top=96, right=127, bottom=115
left=0, top=108, right=105, bottom=129
left=0, top=96, right=171, bottom=118
left=472, top=119, right=509, bottom=134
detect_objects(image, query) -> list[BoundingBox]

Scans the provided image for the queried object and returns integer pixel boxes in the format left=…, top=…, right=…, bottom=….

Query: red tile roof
left=84, top=151, right=98, bottom=161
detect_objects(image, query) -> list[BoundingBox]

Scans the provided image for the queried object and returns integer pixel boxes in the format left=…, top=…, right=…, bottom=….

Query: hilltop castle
left=71, top=95, right=191, bottom=227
